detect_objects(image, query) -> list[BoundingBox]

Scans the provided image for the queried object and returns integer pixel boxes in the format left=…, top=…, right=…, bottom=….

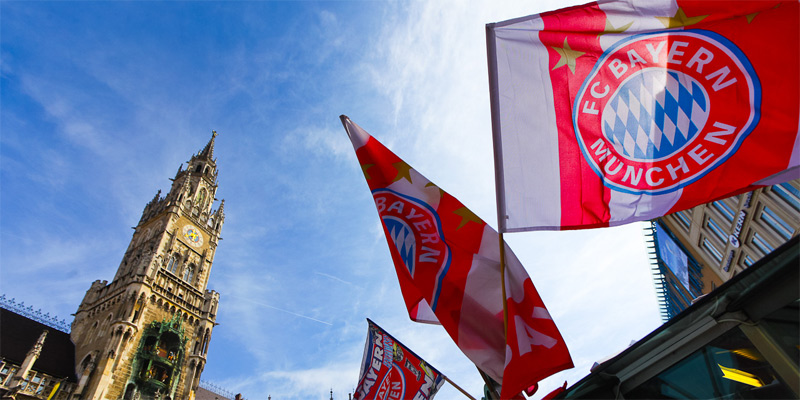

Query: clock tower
left=70, top=132, right=225, bottom=400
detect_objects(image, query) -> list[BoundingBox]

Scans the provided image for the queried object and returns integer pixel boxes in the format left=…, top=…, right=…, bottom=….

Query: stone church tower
left=70, top=132, right=225, bottom=400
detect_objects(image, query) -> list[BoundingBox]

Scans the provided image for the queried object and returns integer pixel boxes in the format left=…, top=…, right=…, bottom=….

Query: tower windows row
left=165, top=254, right=197, bottom=284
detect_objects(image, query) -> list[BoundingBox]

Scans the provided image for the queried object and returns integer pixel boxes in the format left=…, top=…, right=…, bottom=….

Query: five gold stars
left=361, top=160, right=481, bottom=230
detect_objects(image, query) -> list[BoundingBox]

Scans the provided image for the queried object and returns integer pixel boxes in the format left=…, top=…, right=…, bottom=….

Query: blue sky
left=0, top=1, right=661, bottom=399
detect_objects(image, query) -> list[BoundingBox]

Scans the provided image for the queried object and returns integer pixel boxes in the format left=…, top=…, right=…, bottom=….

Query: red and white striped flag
left=342, top=116, right=573, bottom=399
left=487, top=0, right=799, bottom=232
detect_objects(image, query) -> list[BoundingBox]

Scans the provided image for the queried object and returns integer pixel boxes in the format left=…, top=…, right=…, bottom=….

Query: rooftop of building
left=0, top=307, right=78, bottom=382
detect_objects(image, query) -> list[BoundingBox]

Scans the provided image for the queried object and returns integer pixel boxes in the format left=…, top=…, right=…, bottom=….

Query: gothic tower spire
left=71, top=132, right=225, bottom=400
left=198, top=130, right=217, bottom=160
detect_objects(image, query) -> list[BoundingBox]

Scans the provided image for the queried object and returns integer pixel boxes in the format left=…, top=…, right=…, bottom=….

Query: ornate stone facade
left=70, top=133, right=225, bottom=400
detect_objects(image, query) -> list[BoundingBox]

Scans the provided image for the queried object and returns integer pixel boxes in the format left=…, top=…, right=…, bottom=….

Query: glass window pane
left=760, top=206, right=793, bottom=240
left=36, top=378, right=47, bottom=394
left=752, top=232, right=774, bottom=256
left=772, top=183, right=800, bottom=212
left=712, top=201, right=736, bottom=222
left=675, top=211, right=691, bottom=228
left=707, top=216, right=729, bottom=243
left=759, top=302, right=800, bottom=370
left=626, top=327, right=795, bottom=399
left=703, top=238, right=723, bottom=262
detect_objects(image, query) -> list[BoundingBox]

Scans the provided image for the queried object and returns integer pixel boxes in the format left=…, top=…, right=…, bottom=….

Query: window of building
left=760, top=206, right=793, bottom=240
left=16, top=373, right=44, bottom=394
left=30, top=374, right=46, bottom=395
left=625, top=327, right=795, bottom=399
left=742, top=253, right=756, bottom=267
left=670, top=280, right=693, bottom=308
left=712, top=200, right=736, bottom=222
left=0, top=363, right=16, bottom=386
left=706, top=216, right=729, bottom=244
left=674, top=211, right=692, bottom=229
left=196, top=189, right=207, bottom=208
left=167, top=255, right=179, bottom=274
left=751, top=232, right=774, bottom=256
left=772, top=182, right=800, bottom=212
left=183, top=265, right=194, bottom=282
left=124, top=383, right=137, bottom=400
left=702, top=237, right=723, bottom=263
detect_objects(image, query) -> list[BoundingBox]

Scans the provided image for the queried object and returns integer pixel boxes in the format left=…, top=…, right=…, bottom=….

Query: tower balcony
left=139, top=345, right=179, bottom=368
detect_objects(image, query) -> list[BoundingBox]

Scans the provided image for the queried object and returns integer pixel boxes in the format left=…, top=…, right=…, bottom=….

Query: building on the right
left=557, top=236, right=799, bottom=399
left=648, top=179, right=800, bottom=321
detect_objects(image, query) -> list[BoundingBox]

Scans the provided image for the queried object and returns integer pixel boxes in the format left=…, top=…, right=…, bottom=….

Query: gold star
left=656, top=8, right=708, bottom=28
left=746, top=3, right=780, bottom=24
left=453, top=207, right=482, bottom=230
left=598, top=18, right=633, bottom=37
left=551, top=38, right=584, bottom=74
left=425, top=182, right=445, bottom=199
left=360, top=163, right=374, bottom=180
left=391, top=161, right=413, bottom=184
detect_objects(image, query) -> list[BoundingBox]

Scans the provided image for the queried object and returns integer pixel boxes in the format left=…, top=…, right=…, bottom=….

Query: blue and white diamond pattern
left=383, top=216, right=416, bottom=275
left=602, top=69, right=709, bottom=161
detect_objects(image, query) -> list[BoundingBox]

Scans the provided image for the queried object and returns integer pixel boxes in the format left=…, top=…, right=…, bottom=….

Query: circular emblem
left=373, top=189, right=451, bottom=312
left=573, top=30, right=760, bottom=194
left=182, top=224, right=204, bottom=247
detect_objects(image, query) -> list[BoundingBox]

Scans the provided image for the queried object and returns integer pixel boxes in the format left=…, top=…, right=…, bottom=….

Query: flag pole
left=477, top=368, right=501, bottom=400
left=499, top=233, right=509, bottom=335
left=486, top=23, right=508, bottom=236
left=487, top=17, right=511, bottom=367
left=487, top=22, right=511, bottom=397
left=442, top=375, right=478, bottom=400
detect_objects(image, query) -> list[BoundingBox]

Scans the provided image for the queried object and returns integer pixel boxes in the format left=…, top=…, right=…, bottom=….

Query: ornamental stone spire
left=198, top=130, right=217, bottom=160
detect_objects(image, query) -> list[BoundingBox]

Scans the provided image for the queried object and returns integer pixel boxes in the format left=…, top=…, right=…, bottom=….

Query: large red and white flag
left=487, top=0, right=799, bottom=232
left=341, top=116, right=573, bottom=399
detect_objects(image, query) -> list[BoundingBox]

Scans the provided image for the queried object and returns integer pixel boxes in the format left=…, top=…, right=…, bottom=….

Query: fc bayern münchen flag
left=487, top=0, right=799, bottom=232
left=342, top=116, right=573, bottom=399
left=354, top=319, right=444, bottom=400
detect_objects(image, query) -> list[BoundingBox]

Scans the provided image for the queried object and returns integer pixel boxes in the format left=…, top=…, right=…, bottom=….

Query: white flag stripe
left=489, top=16, right=563, bottom=232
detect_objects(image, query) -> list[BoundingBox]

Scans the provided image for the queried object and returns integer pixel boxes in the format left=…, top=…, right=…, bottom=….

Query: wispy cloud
left=314, top=271, right=353, bottom=286
left=226, top=294, right=333, bottom=326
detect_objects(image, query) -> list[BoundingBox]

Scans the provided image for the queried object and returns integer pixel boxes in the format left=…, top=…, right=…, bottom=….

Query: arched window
left=123, top=383, right=137, bottom=400
left=196, top=189, right=207, bottom=208
left=87, top=321, right=98, bottom=340
left=183, top=264, right=194, bottom=282
left=167, top=255, right=179, bottom=274
left=79, top=353, right=95, bottom=381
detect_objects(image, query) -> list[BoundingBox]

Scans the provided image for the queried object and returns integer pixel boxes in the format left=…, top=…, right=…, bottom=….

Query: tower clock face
left=182, top=224, right=204, bottom=247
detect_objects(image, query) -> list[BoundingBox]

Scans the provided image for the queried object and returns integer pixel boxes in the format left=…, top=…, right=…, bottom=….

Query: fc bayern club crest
left=372, top=188, right=451, bottom=311
left=573, top=30, right=761, bottom=195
